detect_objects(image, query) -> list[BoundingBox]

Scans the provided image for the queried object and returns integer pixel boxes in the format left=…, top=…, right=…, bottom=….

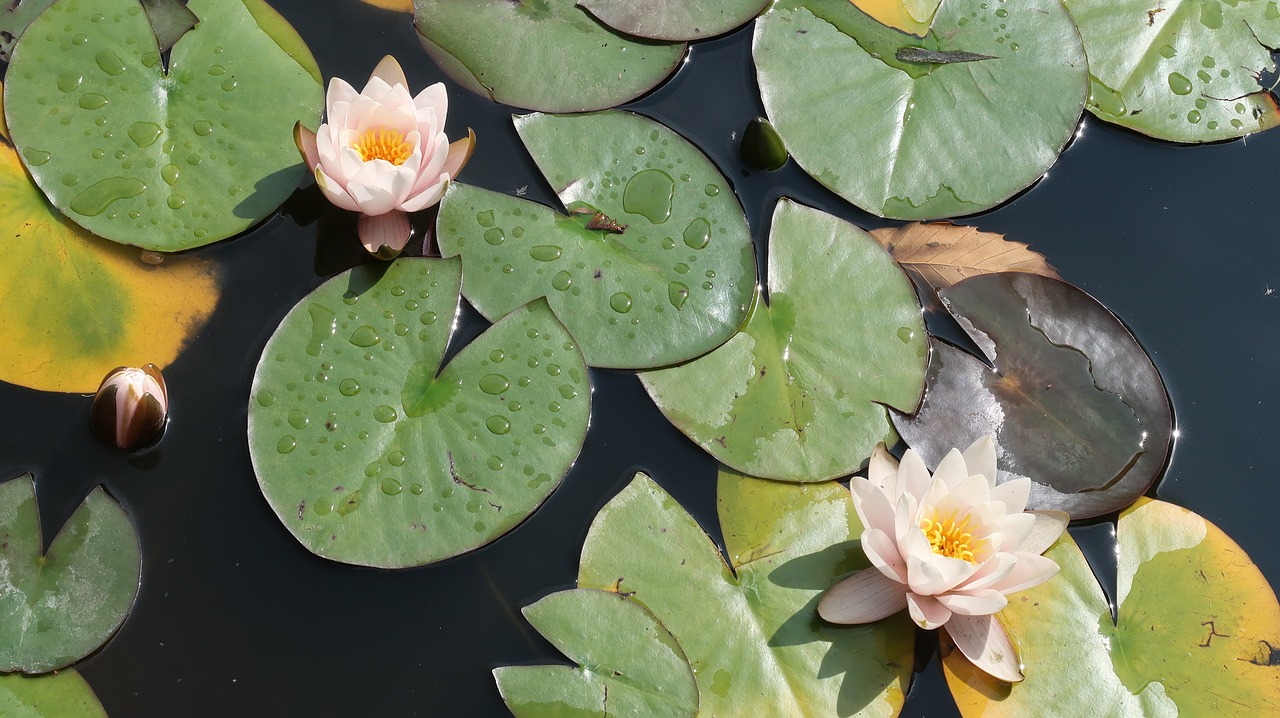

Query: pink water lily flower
left=818, top=437, right=1068, bottom=682
left=295, top=56, right=474, bottom=258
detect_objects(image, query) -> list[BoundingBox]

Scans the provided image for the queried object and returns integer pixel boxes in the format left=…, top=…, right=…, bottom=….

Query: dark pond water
left=1, top=1, right=1278, bottom=716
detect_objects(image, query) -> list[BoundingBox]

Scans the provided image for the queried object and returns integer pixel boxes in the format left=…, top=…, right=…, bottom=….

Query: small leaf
left=892, top=272, right=1172, bottom=519
left=494, top=589, right=699, bottom=718
left=248, top=259, right=590, bottom=568
left=0, top=112, right=220, bottom=394
left=0, top=671, right=108, bottom=717
left=577, top=0, right=769, bottom=41
left=870, top=222, right=1059, bottom=293
left=438, top=111, right=756, bottom=370
left=503, top=470, right=915, bottom=716
left=5, top=0, right=323, bottom=251
left=0, top=474, right=142, bottom=674
left=640, top=199, right=926, bottom=482
left=945, top=499, right=1280, bottom=715
left=140, top=0, right=197, bottom=53
left=754, top=0, right=1088, bottom=219
left=413, top=0, right=685, bottom=113
left=1063, top=0, right=1280, bottom=142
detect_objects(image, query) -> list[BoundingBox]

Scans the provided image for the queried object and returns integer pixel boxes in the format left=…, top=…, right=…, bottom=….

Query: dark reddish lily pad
left=892, top=272, right=1171, bottom=519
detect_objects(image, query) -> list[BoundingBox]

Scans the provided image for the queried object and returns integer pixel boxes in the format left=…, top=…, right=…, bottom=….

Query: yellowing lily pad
left=4, top=0, right=323, bottom=251
left=850, top=0, right=940, bottom=36
left=248, top=259, right=590, bottom=568
left=640, top=199, right=926, bottom=482
left=0, top=121, right=219, bottom=394
left=0, top=474, right=142, bottom=674
left=1063, top=0, right=1280, bottom=142
left=754, top=0, right=1088, bottom=219
left=498, top=470, right=914, bottom=716
left=0, top=671, right=108, bottom=717
left=945, top=498, right=1280, bottom=715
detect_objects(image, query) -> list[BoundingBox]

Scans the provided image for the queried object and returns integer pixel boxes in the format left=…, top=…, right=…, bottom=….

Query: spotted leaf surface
left=1064, top=0, right=1280, bottom=142
left=439, top=111, right=755, bottom=370
left=494, top=589, right=699, bottom=718
left=640, top=199, right=925, bottom=482
left=0, top=104, right=219, bottom=394
left=0, top=474, right=142, bottom=674
left=248, top=259, right=590, bottom=568
left=578, top=0, right=769, bottom=41
left=946, top=499, right=1280, bottom=716
left=413, top=0, right=685, bottom=113
left=0, top=671, right=108, bottom=717
left=4, top=0, right=322, bottom=251
left=754, top=0, right=1087, bottom=219
left=557, top=471, right=915, bottom=717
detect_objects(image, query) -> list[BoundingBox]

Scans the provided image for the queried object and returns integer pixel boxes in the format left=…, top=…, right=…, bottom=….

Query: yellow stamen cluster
left=351, top=127, right=413, bottom=165
left=920, top=512, right=976, bottom=563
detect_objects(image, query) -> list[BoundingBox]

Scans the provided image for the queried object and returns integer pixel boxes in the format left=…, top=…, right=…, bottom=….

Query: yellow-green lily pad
left=0, top=671, right=108, bottom=717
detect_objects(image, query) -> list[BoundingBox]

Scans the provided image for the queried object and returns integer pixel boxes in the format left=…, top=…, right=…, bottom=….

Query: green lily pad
left=0, top=474, right=141, bottom=674
left=248, top=259, right=590, bottom=569
left=0, top=671, right=108, bottom=717
left=413, top=0, right=685, bottom=113
left=494, top=589, right=699, bottom=718
left=753, top=0, right=1088, bottom=219
left=891, top=272, right=1172, bottom=519
left=4, top=0, right=322, bottom=251
left=1063, top=0, right=1280, bottom=142
left=639, top=199, right=925, bottom=482
left=945, top=498, right=1280, bottom=715
left=438, top=111, right=756, bottom=370
left=578, top=0, right=769, bottom=41
left=523, top=469, right=915, bottom=716
left=0, top=0, right=57, bottom=62
left=0, top=96, right=220, bottom=394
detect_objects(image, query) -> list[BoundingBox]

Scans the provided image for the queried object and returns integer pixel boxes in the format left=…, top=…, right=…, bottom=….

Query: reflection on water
left=0, top=1, right=1276, bottom=716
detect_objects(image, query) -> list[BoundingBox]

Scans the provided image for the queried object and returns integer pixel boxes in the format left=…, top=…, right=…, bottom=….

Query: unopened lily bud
left=90, top=364, right=168, bottom=451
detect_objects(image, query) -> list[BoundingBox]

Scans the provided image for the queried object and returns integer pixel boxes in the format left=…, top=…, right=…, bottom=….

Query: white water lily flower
left=295, top=56, right=474, bottom=257
left=818, top=437, right=1068, bottom=682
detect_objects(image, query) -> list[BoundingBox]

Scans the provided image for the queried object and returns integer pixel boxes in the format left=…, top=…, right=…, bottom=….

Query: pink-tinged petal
left=946, top=614, right=1023, bottom=683
left=945, top=472, right=993, bottom=509
left=861, top=528, right=908, bottom=583
left=316, top=125, right=341, bottom=168
left=408, top=137, right=450, bottom=197
left=962, top=435, right=997, bottom=487
left=360, top=76, right=395, bottom=104
left=987, top=552, right=1060, bottom=595
left=441, top=128, right=475, bottom=179
left=894, top=494, right=919, bottom=544
left=959, top=552, right=1017, bottom=591
left=906, top=547, right=976, bottom=595
left=936, top=589, right=1007, bottom=616
left=326, top=77, right=358, bottom=115
left=1017, top=510, right=1069, bottom=556
left=339, top=145, right=365, bottom=185
left=818, top=568, right=908, bottom=625
left=919, top=475, right=948, bottom=514
left=358, top=210, right=412, bottom=257
left=396, top=177, right=446, bottom=213
left=867, top=442, right=899, bottom=494
left=315, top=167, right=360, bottom=212
left=897, top=449, right=931, bottom=499
left=933, top=447, right=970, bottom=489
left=905, top=592, right=952, bottom=629
left=329, top=99, right=351, bottom=131
left=850, top=479, right=895, bottom=534
left=348, top=172, right=413, bottom=215
left=990, top=512, right=1035, bottom=554
left=991, top=477, right=1030, bottom=515
left=369, top=56, right=408, bottom=91
left=294, top=122, right=319, bottom=169
left=414, top=82, right=448, bottom=118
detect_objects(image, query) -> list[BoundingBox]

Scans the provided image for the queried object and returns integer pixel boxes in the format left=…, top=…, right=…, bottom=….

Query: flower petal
left=369, top=55, right=408, bottom=91
left=326, top=77, right=357, bottom=116
left=1018, top=510, right=1070, bottom=556
left=397, top=176, right=447, bottom=213
left=986, top=552, right=1060, bottom=595
left=414, top=82, right=448, bottom=119
left=441, top=128, right=476, bottom=179
left=294, top=122, right=319, bottom=169
left=933, top=447, right=970, bottom=489
left=348, top=175, right=409, bottom=215
left=906, top=545, right=977, bottom=595
left=358, top=210, right=413, bottom=257
left=991, top=477, right=1030, bottom=515
left=988, top=512, right=1035, bottom=554
left=959, top=551, right=1017, bottom=591
left=862, top=528, right=907, bottom=583
left=906, top=592, right=952, bottom=629
left=936, top=589, right=1007, bottom=616
left=962, top=435, right=997, bottom=487
left=818, top=568, right=908, bottom=625
left=897, top=449, right=932, bottom=499
left=315, top=166, right=360, bottom=212
left=946, top=614, right=1023, bottom=683
left=867, top=442, right=899, bottom=494
left=851, top=478, right=895, bottom=534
